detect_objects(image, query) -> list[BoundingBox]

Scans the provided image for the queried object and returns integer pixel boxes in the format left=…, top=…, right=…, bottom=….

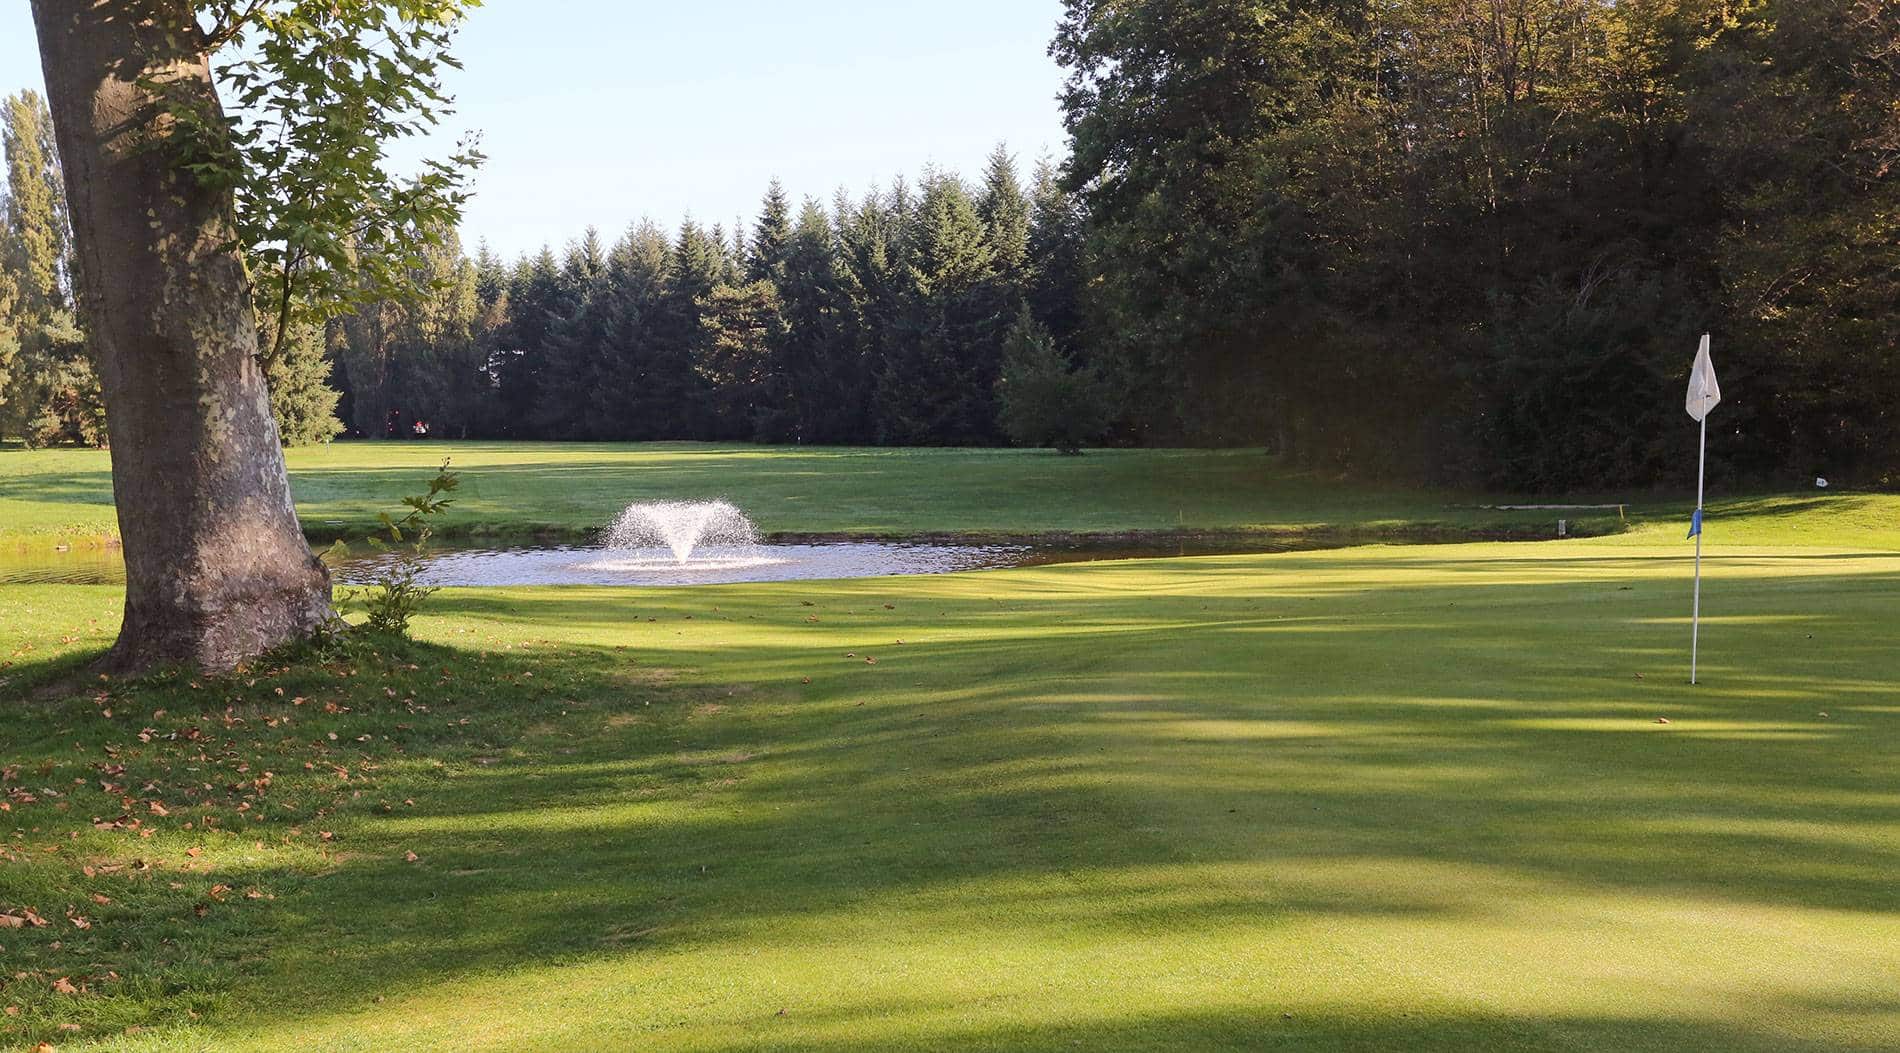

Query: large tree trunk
left=30, top=0, right=333, bottom=674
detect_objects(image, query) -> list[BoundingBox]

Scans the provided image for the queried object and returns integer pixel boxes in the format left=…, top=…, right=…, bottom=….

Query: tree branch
left=201, top=0, right=272, bottom=51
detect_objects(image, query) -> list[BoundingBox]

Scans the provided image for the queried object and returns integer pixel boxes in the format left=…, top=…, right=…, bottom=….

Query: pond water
left=0, top=536, right=1309, bottom=588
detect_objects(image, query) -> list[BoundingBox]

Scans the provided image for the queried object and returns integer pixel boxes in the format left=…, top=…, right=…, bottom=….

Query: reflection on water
left=0, top=541, right=1030, bottom=587
left=333, top=543, right=1028, bottom=586
left=0, top=536, right=1311, bottom=588
left=0, top=544, right=127, bottom=585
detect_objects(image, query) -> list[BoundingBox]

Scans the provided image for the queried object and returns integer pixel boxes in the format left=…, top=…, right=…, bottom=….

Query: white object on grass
left=1685, top=334, right=1720, bottom=685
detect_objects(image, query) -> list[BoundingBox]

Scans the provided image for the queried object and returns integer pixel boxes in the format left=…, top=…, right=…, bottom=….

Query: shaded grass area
left=12, top=441, right=1887, bottom=550
left=4, top=441, right=1892, bottom=554
left=0, top=442, right=1578, bottom=545
left=4, top=544, right=1899, bottom=1050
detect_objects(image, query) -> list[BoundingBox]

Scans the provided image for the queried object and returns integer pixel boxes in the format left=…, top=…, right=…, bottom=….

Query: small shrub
left=330, top=459, right=459, bottom=638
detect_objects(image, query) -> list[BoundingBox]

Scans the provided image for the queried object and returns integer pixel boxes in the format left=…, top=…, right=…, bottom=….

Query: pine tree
left=712, top=222, right=745, bottom=287
left=978, top=145, right=1031, bottom=278
left=417, top=234, right=491, bottom=438
left=533, top=229, right=611, bottom=437
left=834, top=187, right=903, bottom=444
left=0, top=199, right=19, bottom=432
left=2, top=92, right=67, bottom=314
left=564, top=227, right=607, bottom=291
left=698, top=279, right=785, bottom=440
left=997, top=308, right=1107, bottom=455
left=618, top=219, right=724, bottom=438
left=1026, top=159, right=1086, bottom=353
left=257, top=303, right=343, bottom=445
left=396, top=228, right=484, bottom=438
left=464, top=239, right=512, bottom=436
left=2, top=90, right=99, bottom=446
left=18, top=313, right=104, bottom=447
left=332, top=227, right=472, bottom=439
left=747, top=179, right=793, bottom=284
left=873, top=172, right=1003, bottom=444
left=887, top=175, right=914, bottom=263
left=770, top=198, right=864, bottom=442
left=583, top=221, right=670, bottom=439
left=492, top=246, right=563, bottom=436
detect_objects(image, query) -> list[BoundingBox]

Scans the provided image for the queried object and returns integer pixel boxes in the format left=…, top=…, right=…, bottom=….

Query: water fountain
left=583, top=500, right=785, bottom=574
left=603, top=500, right=760, bottom=563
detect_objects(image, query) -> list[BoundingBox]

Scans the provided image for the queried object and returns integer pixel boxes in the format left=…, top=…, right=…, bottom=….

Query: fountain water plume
left=603, top=500, right=760, bottom=564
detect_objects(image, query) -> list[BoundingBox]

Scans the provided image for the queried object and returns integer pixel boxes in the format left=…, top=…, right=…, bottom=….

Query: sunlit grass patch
left=2, top=543, right=1898, bottom=1050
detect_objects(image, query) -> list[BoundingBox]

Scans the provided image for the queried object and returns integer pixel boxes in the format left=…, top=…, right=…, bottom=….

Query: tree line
left=1056, top=0, right=1900, bottom=488
left=323, top=151, right=1096, bottom=451
left=7, top=0, right=1898, bottom=491
left=3, top=82, right=1099, bottom=454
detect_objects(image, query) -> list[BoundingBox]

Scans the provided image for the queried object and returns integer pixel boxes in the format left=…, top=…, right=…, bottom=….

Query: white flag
left=1686, top=334, right=1721, bottom=422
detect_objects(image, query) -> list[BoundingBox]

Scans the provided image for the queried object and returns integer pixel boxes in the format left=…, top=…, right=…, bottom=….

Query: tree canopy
left=9, top=0, right=1895, bottom=492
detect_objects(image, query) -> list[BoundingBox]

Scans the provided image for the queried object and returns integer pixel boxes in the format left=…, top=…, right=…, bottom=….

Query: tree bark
left=30, top=0, right=333, bottom=674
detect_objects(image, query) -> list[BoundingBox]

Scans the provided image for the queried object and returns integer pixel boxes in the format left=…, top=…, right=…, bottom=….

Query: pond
left=0, top=535, right=1314, bottom=587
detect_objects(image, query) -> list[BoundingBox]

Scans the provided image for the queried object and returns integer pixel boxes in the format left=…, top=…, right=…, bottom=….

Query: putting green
left=3, top=540, right=1897, bottom=1050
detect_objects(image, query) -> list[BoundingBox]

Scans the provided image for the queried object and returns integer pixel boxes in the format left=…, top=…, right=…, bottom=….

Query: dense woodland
left=3, top=0, right=1896, bottom=490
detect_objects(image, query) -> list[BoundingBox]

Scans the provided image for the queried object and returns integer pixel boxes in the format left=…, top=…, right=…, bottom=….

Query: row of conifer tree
left=1, top=89, right=1104, bottom=456
left=323, top=149, right=1102, bottom=452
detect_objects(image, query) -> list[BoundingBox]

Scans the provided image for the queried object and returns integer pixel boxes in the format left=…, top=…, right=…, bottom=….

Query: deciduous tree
left=26, top=0, right=478, bottom=671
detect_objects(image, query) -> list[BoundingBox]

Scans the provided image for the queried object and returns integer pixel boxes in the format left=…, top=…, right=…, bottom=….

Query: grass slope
left=5, top=441, right=1893, bottom=548
left=4, top=543, right=1898, bottom=1051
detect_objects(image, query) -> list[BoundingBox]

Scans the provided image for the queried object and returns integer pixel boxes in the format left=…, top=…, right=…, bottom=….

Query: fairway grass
left=4, top=542, right=1898, bottom=1050
left=6, top=441, right=1894, bottom=550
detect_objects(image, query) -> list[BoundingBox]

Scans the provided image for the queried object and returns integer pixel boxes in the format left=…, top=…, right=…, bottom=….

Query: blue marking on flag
left=1688, top=508, right=1704, bottom=539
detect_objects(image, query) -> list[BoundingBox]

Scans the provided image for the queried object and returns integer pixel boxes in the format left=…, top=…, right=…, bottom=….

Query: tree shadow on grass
left=677, top=1002, right=1897, bottom=1053
left=247, top=565, right=1900, bottom=1039
left=0, top=468, right=116, bottom=508
left=4, top=556, right=1898, bottom=1049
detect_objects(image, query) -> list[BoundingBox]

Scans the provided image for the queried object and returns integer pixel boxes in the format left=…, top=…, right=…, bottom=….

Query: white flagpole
left=1691, top=412, right=1707, bottom=685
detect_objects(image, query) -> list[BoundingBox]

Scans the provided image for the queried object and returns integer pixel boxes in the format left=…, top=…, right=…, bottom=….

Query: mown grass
left=4, top=542, right=1899, bottom=1051
left=9, top=440, right=1889, bottom=550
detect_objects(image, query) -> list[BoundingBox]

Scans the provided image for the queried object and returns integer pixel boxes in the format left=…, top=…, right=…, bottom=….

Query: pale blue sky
left=0, top=1, right=1070, bottom=257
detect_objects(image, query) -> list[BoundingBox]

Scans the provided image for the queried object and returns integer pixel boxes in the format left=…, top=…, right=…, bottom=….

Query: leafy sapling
left=331, top=459, right=460, bottom=638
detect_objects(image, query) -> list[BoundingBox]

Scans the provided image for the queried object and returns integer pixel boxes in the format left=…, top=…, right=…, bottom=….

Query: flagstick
left=1691, top=413, right=1707, bottom=685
